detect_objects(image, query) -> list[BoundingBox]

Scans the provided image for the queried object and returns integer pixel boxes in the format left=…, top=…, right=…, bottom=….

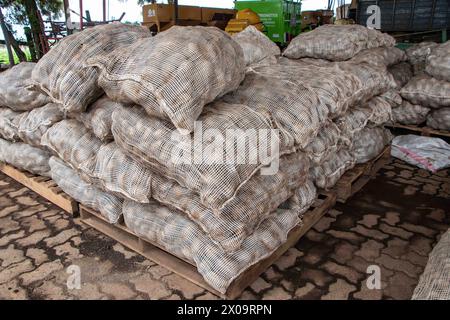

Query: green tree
left=0, top=0, right=63, bottom=61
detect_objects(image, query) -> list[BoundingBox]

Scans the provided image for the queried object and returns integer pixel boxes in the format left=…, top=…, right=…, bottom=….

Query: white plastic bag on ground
left=0, top=108, right=25, bottom=142
left=49, top=157, right=123, bottom=224
left=0, top=62, right=51, bottom=111
left=0, top=138, right=51, bottom=176
left=283, top=24, right=395, bottom=61
left=232, top=26, right=280, bottom=67
left=391, top=135, right=450, bottom=172
left=412, top=229, right=450, bottom=300
left=426, top=108, right=450, bottom=131
left=31, top=23, right=151, bottom=114
left=18, top=103, right=64, bottom=147
left=401, top=75, right=450, bottom=109
left=89, top=26, right=245, bottom=133
left=392, top=100, right=430, bottom=125
left=425, top=41, right=450, bottom=82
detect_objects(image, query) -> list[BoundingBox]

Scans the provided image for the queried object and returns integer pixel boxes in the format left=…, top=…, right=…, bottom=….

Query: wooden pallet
left=386, top=123, right=450, bottom=139
left=80, top=192, right=337, bottom=299
left=328, top=146, right=391, bottom=203
left=0, top=162, right=79, bottom=216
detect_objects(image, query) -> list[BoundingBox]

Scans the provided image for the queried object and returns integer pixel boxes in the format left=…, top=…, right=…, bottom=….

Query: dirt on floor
left=0, top=157, right=448, bottom=300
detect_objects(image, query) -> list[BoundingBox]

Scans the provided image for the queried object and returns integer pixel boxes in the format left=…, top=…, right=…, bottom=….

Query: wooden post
left=79, top=0, right=83, bottom=30
left=0, top=7, right=15, bottom=66
left=24, top=0, right=45, bottom=59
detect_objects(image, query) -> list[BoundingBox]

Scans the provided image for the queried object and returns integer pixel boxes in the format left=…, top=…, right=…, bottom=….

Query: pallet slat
left=325, top=146, right=390, bottom=203
left=0, top=163, right=79, bottom=216
left=386, top=124, right=450, bottom=139
left=80, top=192, right=336, bottom=299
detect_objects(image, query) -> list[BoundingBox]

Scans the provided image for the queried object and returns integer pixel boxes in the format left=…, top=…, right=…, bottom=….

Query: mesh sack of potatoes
left=90, top=142, right=310, bottom=252
left=279, top=179, right=317, bottom=212
left=412, top=228, right=450, bottom=300
left=335, top=96, right=392, bottom=142
left=381, top=90, right=403, bottom=107
left=31, top=23, right=151, bottom=115
left=283, top=24, right=395, bottom=61
left=41, top=119, right=103, bottom=178
left=392, top=100, right=430, bottom=125
left=18, top=103, right=63, bottom=147
left=425, top=41, right=450, bottom=82
left=74, top=96, right=121, bottom=142
left=406, top=42, right=439, bottom=75
left=310, top=147, right=356, bottom=189
left=350, top=46, right=406, bottom=68
left=0, top=138, right=50, bottom=176
left=49, top=157, right=123, bottom=224
left=304, top=121, right=344, bottom=165
left=232, top=25, right=280, bottom=67
left=401, top=75, right=450, bottom=108
left=389, top=62, right=414, bottom=89
left=351, top=127, right=392, bottom=164
left=0, top=62, right=51, bottom=111
left=0, top=107, right=25, bottom=142
left=112, top=102, right=296, bottom=211
left=426, top=108, right=450, bottom=131
left=88, top=26, right=245, bottom=133
left=123, top=196, right=302, bottom=294
left=277, top=58, right=396, bottom=118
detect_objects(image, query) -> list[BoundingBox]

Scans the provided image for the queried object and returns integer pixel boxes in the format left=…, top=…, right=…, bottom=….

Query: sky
left=2, top=0, right=337, bottom=40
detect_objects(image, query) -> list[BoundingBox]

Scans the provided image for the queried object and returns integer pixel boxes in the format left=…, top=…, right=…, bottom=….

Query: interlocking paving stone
left=0, top=158, right=448, bottom=300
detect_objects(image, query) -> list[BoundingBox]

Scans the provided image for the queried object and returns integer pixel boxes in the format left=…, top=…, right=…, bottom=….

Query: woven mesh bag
left=122, top=190, right=312, bottom=294
left=392, top=100, right=430, bottom=125
left=277, top=57, right=396, bottom=118
left=280, top=179, right=317, bottom=211
left=232, top=25, right=280, bottom=67
left=0, top=62, right=51, bottom=111
left=304, top=121, right=344, bottom=165
left=283, top=24, right=395, bottom=61
left=426, top=108, right=450, bottom=131
left=31, top=23, right=151, bottom=114
left=350, top=46, right=406, bottom=68
left=49, top=157, right=123, bottom=224
left=389, top=62, right=414, bottom=89
left=401, top=75, right=450, bottom=109
left=112, top=102, right=294, bottom=211
left=310, top=147, right=356, bottom=189
left=18, top=103, right=63, bottom=147
left=89, top=26, right=245, bottom=133
left=41, top=119, right=103, bottom=177
left=335, top=96, right=392, bottom=143
left=381, top=90, right=403, bottom=107
left=74, top=96, right=121, bottom=142
left=351, top=127, right=392, bottom=164
left=412, top=229, right=450, bottom=300
left=90, top=142, right=310, bottom=252
left=0, top=107, right=25, bottom=142
left=0, top=138, right=51, bottom=176
left=425, top=41, right=450, bottom=82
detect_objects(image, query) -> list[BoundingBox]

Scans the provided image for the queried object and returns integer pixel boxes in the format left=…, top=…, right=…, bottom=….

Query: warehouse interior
left=0, top=0, right=449, bottom=303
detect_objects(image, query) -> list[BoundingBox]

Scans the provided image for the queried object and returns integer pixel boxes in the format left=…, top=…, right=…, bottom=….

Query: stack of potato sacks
left=0, top=23, right=397, bottom=294
left=281, top=24, right=395, bottom=190
left=396, top=41, right=450, bottom=131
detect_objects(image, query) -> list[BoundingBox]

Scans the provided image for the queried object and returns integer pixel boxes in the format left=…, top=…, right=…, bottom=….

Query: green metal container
left=234, top=0, right=302, bottom=45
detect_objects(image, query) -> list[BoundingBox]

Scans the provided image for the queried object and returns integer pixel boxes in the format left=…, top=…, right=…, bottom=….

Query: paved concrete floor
left=0, top=157, right=448, bottom=300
